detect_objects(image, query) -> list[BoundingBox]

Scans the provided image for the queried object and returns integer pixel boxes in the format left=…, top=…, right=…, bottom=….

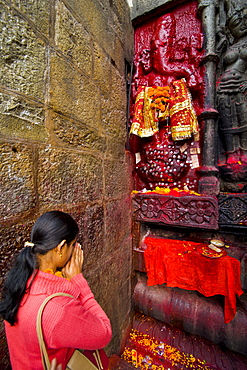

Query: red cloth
left=144, top=237, right=243, bottom=323
left=5, top=271, right=112, bottom=370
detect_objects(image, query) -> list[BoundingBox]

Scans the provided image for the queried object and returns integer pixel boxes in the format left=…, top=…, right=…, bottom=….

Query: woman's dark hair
left=0, top=210, right=79, bottom=325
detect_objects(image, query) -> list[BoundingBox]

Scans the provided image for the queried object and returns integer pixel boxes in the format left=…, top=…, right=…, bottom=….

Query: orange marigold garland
left=130, top=81, right=199, bottom=140
left=121, top=329, right=214, bottom=370
left=130, top=86, right=170, bottom=138
left=43, top=268, right=65, bottom=279
left=148, top=86, right=170, bottom=116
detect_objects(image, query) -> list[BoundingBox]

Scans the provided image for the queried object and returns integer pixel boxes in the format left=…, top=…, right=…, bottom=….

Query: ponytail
left=0, top=210, right=79, bottom=325
left=0, top=246, right=37, bottom=325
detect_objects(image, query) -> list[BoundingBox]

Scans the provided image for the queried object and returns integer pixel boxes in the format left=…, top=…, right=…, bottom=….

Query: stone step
left=119, top=313, right=247, bottom=370
left=133, top=273, right=247, bottom=356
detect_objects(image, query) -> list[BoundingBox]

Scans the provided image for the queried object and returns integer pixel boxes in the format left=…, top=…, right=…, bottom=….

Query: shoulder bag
left=36, top=292, right=106, bottom=370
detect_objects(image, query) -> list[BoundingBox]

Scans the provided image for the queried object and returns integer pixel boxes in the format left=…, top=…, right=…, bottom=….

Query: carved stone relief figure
left=130, top=2, right=204, bottom=192
left=132, top=11, right=203, bottom=108
left=216, top=0, right=247, bottom=190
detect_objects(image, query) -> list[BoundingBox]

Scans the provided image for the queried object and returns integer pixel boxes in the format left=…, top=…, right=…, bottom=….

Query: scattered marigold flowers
left=121, top=329, right=214, bottom=370
left=132, top=187, right=201, bottom=197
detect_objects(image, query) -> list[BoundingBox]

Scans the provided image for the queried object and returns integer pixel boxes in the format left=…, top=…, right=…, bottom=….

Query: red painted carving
left=132, top=10, right=204, bottom=110
left=135, top=128, right=189, bottom=185
left=130, top=2, right=205, bottom=192
left=132, top=193, right=218, bottom=229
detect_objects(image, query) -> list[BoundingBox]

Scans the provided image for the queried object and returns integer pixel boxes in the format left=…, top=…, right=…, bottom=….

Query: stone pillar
left=197, top=0, right=220, bottom=196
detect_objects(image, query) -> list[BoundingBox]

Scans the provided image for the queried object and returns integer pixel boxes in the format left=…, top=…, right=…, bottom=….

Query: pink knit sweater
left=5, top=270, right=112, bottom=370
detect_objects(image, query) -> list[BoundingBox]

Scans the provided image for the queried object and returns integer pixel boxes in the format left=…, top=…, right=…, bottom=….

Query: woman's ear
left=56, top=239, right=66, bottom=253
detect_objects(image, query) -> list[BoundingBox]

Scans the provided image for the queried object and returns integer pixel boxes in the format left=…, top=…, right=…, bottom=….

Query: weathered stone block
left=93, top=43, right=112, bottom=97
left=0, top=142, right=36, bottom=220
left=82, top=204, right=105, bottom=271
left=112, top=36, right=125, bottom=73
left=38, top=147, right=103, bottom=206
left=111, top=68, right=127, bottom=112
left=0, top=0, right=134, bottom=366
left=101, top=97, right=127, bottom=138
left=11, top=0, right=50, bottom=37
left=104, top=158, right=132, bottom=198
left=85, top=238, right=132, bottom=314
left=0, top=2, right=46, bottom=100
left=63, top=0, right=115, bottom=58
left=52, top=112, right=106, bottom=152
left=55, top=1, right=93, bottom=76
left=105, top=198, right=132, bottom=254
left=82, top=2, right=114, bottom=59
left=0, top=93, right=47, bottom=141
left=111, top=0, right=131, bottom=24
left=52, top=204, right=87, bottom=251
left=123, top=25, right=134, bottom=63
left=130, top=0, right=173, bottom=20
left=49, top=53, right=101, bottom=128
left=111, top=11, right=125, bottom=46
left=0, top=220, right=33, bottom=284
left=109, top=2, right=133, bottom=67
left=87, top=241, right=132, bottom=354
left=106, top=136, right=126, bottom=159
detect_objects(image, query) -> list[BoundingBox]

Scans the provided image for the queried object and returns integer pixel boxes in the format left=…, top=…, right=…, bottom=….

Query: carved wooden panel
left=132, top=193, right=218, bottom=229
left=219, top=194, right=247, bottom=227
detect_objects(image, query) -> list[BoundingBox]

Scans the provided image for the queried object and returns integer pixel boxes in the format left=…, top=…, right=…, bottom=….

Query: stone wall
left=0, top=0, right=133, bottom=368
left=129, top=0, right=183, bottom=21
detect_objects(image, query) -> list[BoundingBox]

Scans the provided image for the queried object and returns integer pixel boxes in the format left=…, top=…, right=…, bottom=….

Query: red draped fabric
left=144, top=237, right=243, bottom=323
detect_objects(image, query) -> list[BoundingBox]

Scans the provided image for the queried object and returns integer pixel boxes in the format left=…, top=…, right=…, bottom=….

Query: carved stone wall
left=0, top=1, right=133, bottom=368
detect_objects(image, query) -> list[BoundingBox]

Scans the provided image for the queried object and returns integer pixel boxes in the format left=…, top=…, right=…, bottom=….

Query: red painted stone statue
left=129, top=2, right=204, bottom=192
